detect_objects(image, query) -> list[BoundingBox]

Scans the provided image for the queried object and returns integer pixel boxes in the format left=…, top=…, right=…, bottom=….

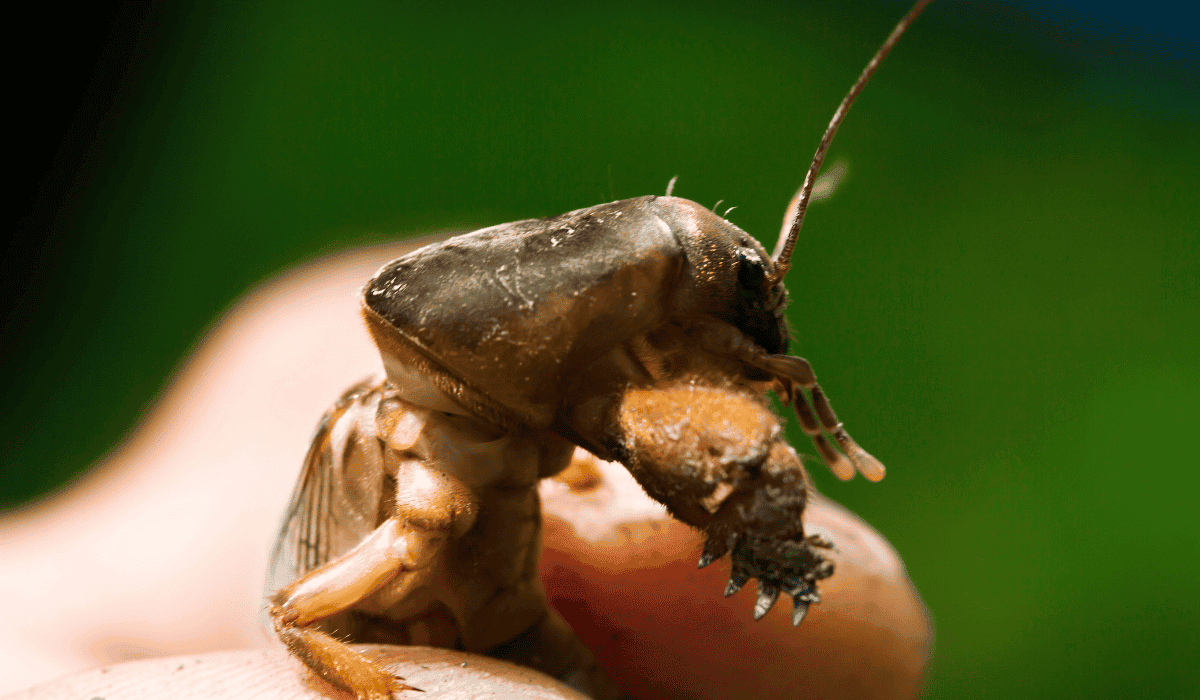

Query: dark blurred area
left=3, top=1, right=1197, bottom=697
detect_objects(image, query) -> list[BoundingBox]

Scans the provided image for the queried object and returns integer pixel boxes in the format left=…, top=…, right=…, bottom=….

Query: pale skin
left=0, top=242, right=931, bottom=700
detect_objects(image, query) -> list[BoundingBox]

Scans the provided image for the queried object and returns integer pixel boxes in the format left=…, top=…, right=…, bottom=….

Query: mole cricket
left=265, top=1, right=935, bottom=698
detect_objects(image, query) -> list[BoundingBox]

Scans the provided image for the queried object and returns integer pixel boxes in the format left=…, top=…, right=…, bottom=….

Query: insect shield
left=267, top=1, right=935, bottom=698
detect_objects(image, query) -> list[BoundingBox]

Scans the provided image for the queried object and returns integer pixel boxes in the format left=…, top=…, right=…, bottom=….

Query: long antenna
left=769, top=0, right=935, bottom=281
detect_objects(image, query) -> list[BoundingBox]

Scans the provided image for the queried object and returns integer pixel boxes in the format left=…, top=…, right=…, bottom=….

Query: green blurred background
left=4, top=0, right=1197, bottom=696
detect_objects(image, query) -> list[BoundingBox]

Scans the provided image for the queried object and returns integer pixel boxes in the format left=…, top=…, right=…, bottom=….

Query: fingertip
left=539, top=457, right=931, bottom=700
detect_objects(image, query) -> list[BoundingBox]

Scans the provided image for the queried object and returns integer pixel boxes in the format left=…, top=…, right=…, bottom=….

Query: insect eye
left=737, top=250, right=766, bottom=293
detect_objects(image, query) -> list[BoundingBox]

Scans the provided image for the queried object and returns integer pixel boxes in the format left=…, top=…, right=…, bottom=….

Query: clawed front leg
left=613, top=381, right=835, bottom=625
left=692, top=436, right=836, bottom=626
left=700, top=501, right=835, bottom=626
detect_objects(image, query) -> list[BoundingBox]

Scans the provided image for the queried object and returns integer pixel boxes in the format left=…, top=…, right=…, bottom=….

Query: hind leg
left=269, top=518, right=422, bottom=699
left=270, top=439, right=483, bottom=699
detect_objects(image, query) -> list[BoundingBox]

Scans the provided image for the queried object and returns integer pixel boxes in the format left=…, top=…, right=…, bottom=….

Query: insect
left=266, top=1, right=933, bottom=698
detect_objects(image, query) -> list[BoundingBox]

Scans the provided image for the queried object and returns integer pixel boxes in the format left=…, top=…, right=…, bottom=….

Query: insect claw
left=698, top=536, right=730, bottom=568
left=791, top=599, right=810, bottom=627
left=787, top=582, right=821, bottom=626
left=753, top=584, right=780, bottom=620
left=806, top=533, right=834, bottom=549
left=724, top=571, right=749, bottom=597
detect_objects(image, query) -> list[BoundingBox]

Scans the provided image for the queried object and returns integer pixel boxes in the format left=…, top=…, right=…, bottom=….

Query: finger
left=0, top=240, right=440, bottom=694
left=1, top=241, right=928, bottom=700
left=540, top=450, right=932, bottom=700
left=5, top=646, right=586, bottom=700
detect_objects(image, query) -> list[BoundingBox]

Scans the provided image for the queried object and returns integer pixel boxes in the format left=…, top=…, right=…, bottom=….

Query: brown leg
left=268, top=518, right=438, bottom=699
left=791, top=384, right=856, bottom=481
left=762, top=354, right=885, bottom=481
left=275, top=625, right=415, bottom=699
left=684, top=316, right=884, bottom=482
left=270, top=441, right=482, bottom=699
left=810, top=385, right=886, bottom=481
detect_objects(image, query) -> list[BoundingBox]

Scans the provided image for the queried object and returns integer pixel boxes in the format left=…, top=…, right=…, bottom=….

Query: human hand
left=0, top=240, right=930, bottom=699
